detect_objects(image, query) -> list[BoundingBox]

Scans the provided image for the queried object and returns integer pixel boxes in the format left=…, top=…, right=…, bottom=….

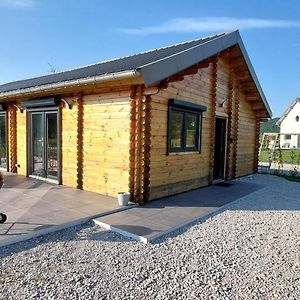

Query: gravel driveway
left=0, top=174, right=299, bottom=300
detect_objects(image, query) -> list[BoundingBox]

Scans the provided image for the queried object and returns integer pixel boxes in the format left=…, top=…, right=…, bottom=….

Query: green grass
left=259, top=149, right=300, bottom=164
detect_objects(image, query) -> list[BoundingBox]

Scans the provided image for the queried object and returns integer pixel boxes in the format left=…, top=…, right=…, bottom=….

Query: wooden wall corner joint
left=76, top=94, right=84, bottom=190
left=232, top=81, right=240, bottom=178
left=225, top=74, right=234, bottom=180
left=208, top=58, right=218, bottom=183
left=253, top=119, right=260, bottom=173
left=8, top=103, right=18, bottom=173
left=129, top=85, right=152, bottom=204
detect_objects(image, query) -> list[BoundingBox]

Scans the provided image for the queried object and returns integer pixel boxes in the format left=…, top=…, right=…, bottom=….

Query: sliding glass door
left=29, top=110, right=59, bottom=180
left=0, top=113, right=7, bottom=169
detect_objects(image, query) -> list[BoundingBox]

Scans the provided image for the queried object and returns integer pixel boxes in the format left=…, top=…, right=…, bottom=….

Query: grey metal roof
left=0, top=33, right=224, bottom=93
left=0, top=30, right=271, bottom=117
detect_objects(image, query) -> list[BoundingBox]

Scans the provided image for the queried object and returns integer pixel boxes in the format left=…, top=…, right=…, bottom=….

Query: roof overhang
left=0, top=70, right=142, bottom=101
left=139, top=30, right=272, bottom=118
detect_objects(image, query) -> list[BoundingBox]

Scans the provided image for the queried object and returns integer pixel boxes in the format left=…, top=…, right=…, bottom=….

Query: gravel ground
left=0, top=174, right=299, bottom=300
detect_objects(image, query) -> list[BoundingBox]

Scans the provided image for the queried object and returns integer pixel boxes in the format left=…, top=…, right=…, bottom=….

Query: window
left=285, top=134, right=291, bottom=140
left=296, top=115, right=299, bottom=122
left=168, top=99, right=206, bottom=153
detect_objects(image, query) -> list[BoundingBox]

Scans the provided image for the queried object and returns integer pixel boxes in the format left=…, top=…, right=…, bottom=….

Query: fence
left=258, top=133, right=300, bottom=177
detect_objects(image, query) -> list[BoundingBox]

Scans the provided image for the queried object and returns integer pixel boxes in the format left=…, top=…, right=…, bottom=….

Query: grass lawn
left=259, top=149, right=300, bottom=164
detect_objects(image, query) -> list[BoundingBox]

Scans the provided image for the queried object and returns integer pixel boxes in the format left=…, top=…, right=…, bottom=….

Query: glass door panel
left=0, top=114, right=7, bottom=168
left=32, top=113, right=44, bottom=176
left=46, top=112, right=58, bottom=178
left=30, top=110, right=59, bottom=180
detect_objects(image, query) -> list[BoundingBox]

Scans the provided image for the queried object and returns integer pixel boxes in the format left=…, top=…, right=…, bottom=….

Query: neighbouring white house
left=277, top=98, right=300, bottom=149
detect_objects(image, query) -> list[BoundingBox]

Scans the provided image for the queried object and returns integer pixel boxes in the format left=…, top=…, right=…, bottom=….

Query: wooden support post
left=129, top=86, right=137, bottom=202
left=142, top=95, right=152, bottom=202
left=76, top=94, right=84, bottom=190
left=225, top=74, right=233, bottom=179
left=253, top=119, right=260, bottom=173
left=232, top=81, right=240, bottom=178
left=208, top=58, right=218, bottom=183
left=133, top=85, right=144, bottom=204
left=129, top=85, right=152, bottom=204
left=7, top=103, right=17, bottom=173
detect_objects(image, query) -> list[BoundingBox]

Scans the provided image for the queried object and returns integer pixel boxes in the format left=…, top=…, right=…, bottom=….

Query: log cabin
left=0, top=30, right=271, bottom=204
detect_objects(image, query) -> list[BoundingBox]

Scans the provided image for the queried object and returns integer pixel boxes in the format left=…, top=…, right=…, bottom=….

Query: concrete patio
left=0, top=172, right=133, bottom=247
left=0, top=171, right=265, bottom=247
left=94, top=180, right=265, bottom=243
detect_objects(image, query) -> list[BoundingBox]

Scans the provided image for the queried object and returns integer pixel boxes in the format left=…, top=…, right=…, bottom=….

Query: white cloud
left=0, top=0, right=37, bottom=8
left=119, top=17, right=300, bottom=35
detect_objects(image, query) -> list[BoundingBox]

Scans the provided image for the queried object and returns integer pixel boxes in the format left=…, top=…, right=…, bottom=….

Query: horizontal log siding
left=149, top=57, right=257, bottom=200
left=150, top=64, right=215, bottom=200
left=61, top=91, right=131, bottom=197
left=62, top=101, right=78, bottom=188
left=236, top=94, right=257, bottom=177
left=82, top=93, right=131, bottom=197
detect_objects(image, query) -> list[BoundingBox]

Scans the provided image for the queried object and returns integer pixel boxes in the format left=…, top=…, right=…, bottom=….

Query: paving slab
left=0, top=171, right=135, bottom=247
left=94, top=180, right=264, bottom=243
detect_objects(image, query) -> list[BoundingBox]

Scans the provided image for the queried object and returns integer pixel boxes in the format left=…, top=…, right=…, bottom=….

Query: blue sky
left=0, top=0, right=299, bottom=117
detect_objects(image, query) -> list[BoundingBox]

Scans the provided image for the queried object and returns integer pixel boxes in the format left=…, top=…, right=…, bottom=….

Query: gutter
left=0, top=70, right=142, bottom=100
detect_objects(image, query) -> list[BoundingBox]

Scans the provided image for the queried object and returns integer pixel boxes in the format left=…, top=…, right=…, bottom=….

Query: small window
left=285, top=134, right=291, bottom=140
left=296, top=115, right=299, bottom=122
left=168, top=99, right=206, bottom=153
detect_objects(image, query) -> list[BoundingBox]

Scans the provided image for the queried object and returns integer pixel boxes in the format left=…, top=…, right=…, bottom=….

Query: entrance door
left=29, top=110, right=59, bottom=180
left=0, top=113, right=7, bottom=169
left=213, top=117, right=226, bottom=180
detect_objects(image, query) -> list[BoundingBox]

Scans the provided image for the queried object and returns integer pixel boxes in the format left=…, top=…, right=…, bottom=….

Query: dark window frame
left=26, top=106, right=62, bottom=184
left=167, top=99, right=206, bottom=154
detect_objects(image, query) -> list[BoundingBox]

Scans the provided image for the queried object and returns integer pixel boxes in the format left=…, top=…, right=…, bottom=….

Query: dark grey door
left=29, top=110, right=59, bottom=179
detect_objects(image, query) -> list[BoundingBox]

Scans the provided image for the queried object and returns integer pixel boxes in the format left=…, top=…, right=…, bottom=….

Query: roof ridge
left=44, top=32, right=226, bottom=74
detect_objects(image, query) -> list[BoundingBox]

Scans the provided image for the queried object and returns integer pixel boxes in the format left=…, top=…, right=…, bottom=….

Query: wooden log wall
left=82, top=90, right=131, bottom=196
left=236, top=93, right=257, bottom=177
left=62, top=88, right=132, bottom=197
left=62, top=98, right=79, bottom=188
left=150, top=63, right=214, bottom=200
left=149, top=54, right=260, bottom=200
